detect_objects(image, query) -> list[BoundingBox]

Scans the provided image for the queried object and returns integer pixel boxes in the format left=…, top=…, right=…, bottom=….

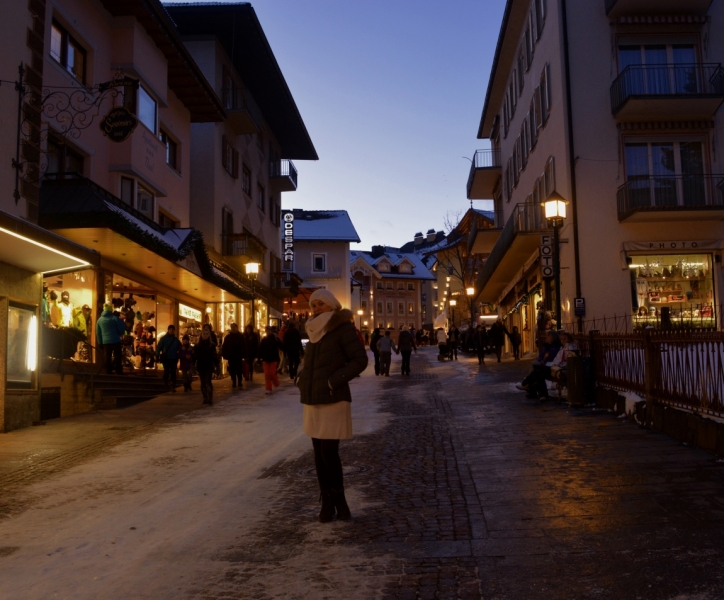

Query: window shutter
left=232, top=148, right=239, bottom=178
left=222, top=136, right=228, bottom=170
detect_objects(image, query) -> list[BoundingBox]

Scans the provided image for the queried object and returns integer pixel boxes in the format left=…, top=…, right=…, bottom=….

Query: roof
left=350, top=249, right=436, bottom=281
left=283, top=210, right=360, bottom=242
left=165, top=2, right=318, bottom=160
left=477, top=0, right=529, bottom=138
left=99, top=0, right=225, bottom=122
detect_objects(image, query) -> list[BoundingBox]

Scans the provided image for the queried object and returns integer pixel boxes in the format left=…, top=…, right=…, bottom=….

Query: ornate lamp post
left=449, top=298, right=457, bottom=326
left=466, top=286, right=475, bottom=326
left=245, top=261, right=259, bottom=381
left=542, top=191, right=568, bottom=327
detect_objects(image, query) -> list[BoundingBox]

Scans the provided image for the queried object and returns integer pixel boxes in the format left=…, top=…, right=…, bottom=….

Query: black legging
left=312, top=438, right=343, bottom=491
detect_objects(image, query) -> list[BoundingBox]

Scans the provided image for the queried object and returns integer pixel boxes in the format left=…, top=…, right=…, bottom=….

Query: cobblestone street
left=0, top=348, right=723, bottom=599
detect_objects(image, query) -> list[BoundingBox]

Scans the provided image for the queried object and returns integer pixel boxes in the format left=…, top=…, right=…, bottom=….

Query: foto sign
left=574, top=297, right=586, bottom=318
left=282, top=211, right=294, bottom=271
left=540, top=234, right=554, bottom=279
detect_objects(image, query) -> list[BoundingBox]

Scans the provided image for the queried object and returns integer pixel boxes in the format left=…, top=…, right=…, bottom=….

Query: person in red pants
left=259, top=326, right=283, bottom=395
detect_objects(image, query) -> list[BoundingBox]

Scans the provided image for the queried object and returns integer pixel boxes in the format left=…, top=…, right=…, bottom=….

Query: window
left=397, top=282, right=405, bottom=290
left=407, top=283, right=414, bottom=291
left=159, top=130, right=178, bottom=171
left=618, top=44, right=699, bottom=94
left=386, top=302, right=393, bottom=315
left=222, top=137, right=239, bottom=178
left=534, top=85, right=543, bottom=131
left=398, top=302, right=405, bottom=315
left=376, top=301, right=383, bottom=313
left=387, top=322, right=393, bottom=330
left=257, top=184, right=265, bottom=213
left=521, top=121, right=529, bottom=168
left=540, top=64, right=552, bottom=123
left=242, top=165, right=251, bottom=195
left=312, top=254, right=326, bottom=272
left=525, top=26, right=533, bottom=68
left=529, top=99, right=538, bottom=148
left=136, top=184, right=154, bottom=219
left=50, top=21, right=86, bottom=83
left=138, top=87, right=157, bottom=133
left=376, top=281, right=383, bottom=290
left=624, top=139, right=706, bottom=207
left=518, top=52, right=526, bottom=91
left=535, top=0, right=546, bottom=36
left=46, top=135, right=84, bottom=175
left=386, top=282, right=393, bottom=290
left=7, top=302, right=37, bottom=390
left=408, top=302, right=414, bottom=315
left=221, top=64, right=235, bottom=110
left=120, top=177, right=134, bottom=207
left=544, top=157, right=556, bottom=196
left=158, top=211, right=179, bottom=228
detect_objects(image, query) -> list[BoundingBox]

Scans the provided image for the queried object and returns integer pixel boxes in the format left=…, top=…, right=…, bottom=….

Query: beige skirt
left=303, top=401, right=353, bottom=440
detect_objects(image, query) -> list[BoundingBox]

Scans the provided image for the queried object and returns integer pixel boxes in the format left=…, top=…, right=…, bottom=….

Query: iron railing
left=269, top=159, right=298, bottom=189
left=590, top=333, right=647, bottom=396
left=611, top=63, right=724, bottom=114
left=617, top=174, right=724, bottom=219
left=466, top=149, right=502, bottom=198
left=221, top=86, right=263, bottom=130
left=221, top=231, right=266, bottom=262
left=474, top=202, right=548, bottom=294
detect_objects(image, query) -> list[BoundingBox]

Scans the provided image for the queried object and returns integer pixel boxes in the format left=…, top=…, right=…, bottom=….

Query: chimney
left=426, top=229, right=436, bottom=243
left=371, top=245, right=385, bottom=258
left=413, top=232, right=424, bottom=246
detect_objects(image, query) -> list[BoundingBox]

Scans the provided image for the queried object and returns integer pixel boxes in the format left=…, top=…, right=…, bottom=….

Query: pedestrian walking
left=283, top=321, right=304, bottom=380
left=369, top=327, right=382, bottom=376
left=259, top=326, right=283, bottom=395
left=447, top=326, right=460, bottom=360
left=297, top=289, right=368, bottom=522
left=194, top=328, right=218, bottom=404
left=96, top=303, right=126, bottom=375
left=244, top=324, right=260, bottom=381
left=489, top=319, right=507, bottom=363
left=473, top=324, right=488, bottom=365
left=510, top=325, right=522, bottom=360
left=221, top=323, right=247, bottom=389
left=178, top=335, right=194, bottom=391
left=397, top=325, right=417, bottom=375
left=436, top=327, right=447, bottom=359
left=376, top=330, right=397, bottom=376
left=156, top=325, right=181, bottom=391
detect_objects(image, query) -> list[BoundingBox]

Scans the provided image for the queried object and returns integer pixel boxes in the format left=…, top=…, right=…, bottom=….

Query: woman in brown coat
left=297, top=289, right=368, bottom=522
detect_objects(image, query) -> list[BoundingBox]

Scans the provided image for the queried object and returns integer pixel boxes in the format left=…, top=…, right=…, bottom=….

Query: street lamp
left=245, top=261, right=260, bottom=382
left=357, top=309, right=363, bottom=330
left=466, top=287, right=475, bottom=327
left=542, top=191, right=568, bottom=327
left=449, top=298, right=457, bottom=326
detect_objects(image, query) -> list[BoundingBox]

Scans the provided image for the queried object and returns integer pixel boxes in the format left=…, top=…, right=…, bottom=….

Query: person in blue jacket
left=96, top=303, right=127, bottom=375
left=156, top=324, right=182, bottom=391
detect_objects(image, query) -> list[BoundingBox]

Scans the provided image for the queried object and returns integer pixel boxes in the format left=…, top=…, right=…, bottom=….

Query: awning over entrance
left=39, top=176, right=253, bottom=304
left=0, top=209, right=99, bottom=274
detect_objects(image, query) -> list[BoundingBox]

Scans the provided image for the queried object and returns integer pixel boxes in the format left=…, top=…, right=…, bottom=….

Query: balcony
left=474, top=203, right=549, bottom=303
left=272, top=272, right=303, bottom=298
left=221, top=86, right=263, bottom=135
left=466, top=149, right=502, bottom=200
left=221, top=231, right=266, bottom=263
left=617, top=174, right=724, bottom=222
left=611, top=64, right=724, bottom=121
left=605, top=0, right=712, bottom=18
left=269, top=159, right=298, bottom=193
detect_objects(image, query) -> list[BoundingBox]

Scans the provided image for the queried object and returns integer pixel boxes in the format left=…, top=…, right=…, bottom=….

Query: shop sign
left=282, top=211, right=294, bottom=271
left=623, top=240, right=719, bottom=252
left=99, top=106, right=138, bottom=143
left=540, top=234, right=554, bottom=279
left=574, top=297, right=586, bottom=318
left=179, top=303, right=202, bottom=322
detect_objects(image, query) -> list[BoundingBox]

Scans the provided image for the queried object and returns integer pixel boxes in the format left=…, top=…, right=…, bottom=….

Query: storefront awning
left=39, top=176, right=252, bottom=303
left=0, top=209, right=99, bottom=274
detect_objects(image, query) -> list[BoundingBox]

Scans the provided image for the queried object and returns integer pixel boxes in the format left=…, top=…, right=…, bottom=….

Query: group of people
left=515, top=329, right=578, bottom=400
left=368, top=326, right=418, bottom=376
left=432, top=319, right=522, bottom=365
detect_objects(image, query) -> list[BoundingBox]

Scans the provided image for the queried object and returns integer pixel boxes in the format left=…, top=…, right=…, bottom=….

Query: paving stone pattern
left=190, top=351, right=724, bottom=600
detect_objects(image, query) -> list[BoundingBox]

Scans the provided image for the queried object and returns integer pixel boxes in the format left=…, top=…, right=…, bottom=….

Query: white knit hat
left=309, top=288, right=342, bottom=310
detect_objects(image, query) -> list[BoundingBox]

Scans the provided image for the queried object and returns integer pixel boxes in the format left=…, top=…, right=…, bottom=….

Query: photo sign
left=540, top=234, right=554, bottom=279
left=99, top=106, right=138, bottom=143
left=282, top=211, right=294, bottom=271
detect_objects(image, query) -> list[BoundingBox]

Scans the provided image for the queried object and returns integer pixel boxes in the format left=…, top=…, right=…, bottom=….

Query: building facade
left=468, top=0, right=724, bottom=355
left=351, top=247, right=435, bottom=337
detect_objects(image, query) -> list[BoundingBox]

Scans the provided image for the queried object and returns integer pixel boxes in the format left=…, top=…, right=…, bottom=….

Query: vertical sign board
left=574, top=298, right=586, bottom=318
left=540, top=234, right=554, bottom=279
left=282, top=211, right=294, bottom=272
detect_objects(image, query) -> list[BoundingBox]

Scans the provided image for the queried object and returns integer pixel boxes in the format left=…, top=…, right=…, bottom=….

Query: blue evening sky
left=179, top=1, right=506, bottom=249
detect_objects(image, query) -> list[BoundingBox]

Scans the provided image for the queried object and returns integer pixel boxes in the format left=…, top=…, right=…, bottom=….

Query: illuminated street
left=0, top=350, right=723, bottom=599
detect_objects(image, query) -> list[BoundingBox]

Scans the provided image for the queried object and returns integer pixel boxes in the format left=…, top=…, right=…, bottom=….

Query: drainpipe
left=560, top=0, right=583, bottom=331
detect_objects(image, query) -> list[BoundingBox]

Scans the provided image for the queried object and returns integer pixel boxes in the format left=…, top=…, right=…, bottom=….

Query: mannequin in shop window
left=53, top=291, right=74, bottom=327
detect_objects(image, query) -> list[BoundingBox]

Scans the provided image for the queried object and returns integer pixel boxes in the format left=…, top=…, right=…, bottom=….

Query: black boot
left=319, top=491, right=335, bottom=523
left=331, top=488, right=351, bottom=520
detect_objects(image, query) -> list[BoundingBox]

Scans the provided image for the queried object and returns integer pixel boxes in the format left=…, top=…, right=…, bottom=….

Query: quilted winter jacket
left=297, top=309, right=368, bottom=406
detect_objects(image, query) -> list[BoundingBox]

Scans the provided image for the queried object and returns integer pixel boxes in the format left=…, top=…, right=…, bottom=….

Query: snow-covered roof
left=350, top=249, right=435, bottom=280
left=282, top=209, right=360, bottom=242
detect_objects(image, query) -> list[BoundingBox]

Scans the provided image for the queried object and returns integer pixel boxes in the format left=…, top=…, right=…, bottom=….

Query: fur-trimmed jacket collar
left=325, top=309, right=354, bottom=332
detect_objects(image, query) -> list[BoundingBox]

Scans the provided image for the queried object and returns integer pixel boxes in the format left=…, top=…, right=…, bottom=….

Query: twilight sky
left=180, top=0, right=506, bottom=249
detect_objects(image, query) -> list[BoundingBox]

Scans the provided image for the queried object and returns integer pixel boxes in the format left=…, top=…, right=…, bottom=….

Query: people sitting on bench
left=520, top=330, right=577, bottom=400
left=516, top=330, right=561, bottom=395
